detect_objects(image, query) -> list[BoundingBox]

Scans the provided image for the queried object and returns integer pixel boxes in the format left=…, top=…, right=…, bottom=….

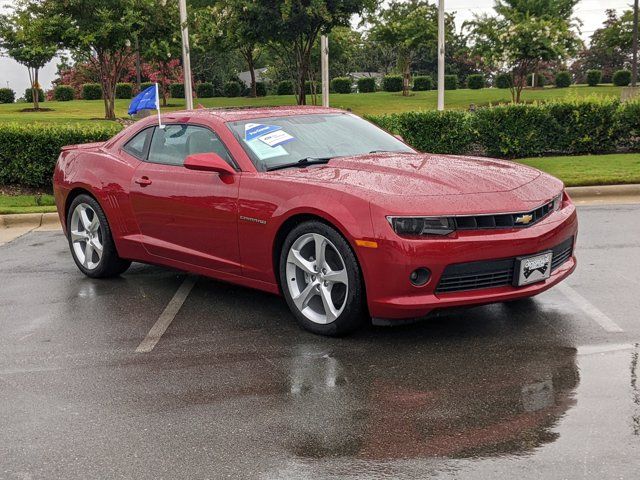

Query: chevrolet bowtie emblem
left=515, top=214, right=534, bottom=225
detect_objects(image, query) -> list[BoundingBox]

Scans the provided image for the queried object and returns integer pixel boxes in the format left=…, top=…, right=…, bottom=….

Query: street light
left=321, top=35, right=329, bottom=107
left=437, top=0, right=445, bottom=111
left=178, top=0, right=193, bottom=110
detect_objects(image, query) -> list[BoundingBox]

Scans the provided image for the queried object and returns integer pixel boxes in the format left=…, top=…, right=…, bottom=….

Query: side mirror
left=394, top=134, right=405, bottom=142
left=184, top=153, right=235, bottom=175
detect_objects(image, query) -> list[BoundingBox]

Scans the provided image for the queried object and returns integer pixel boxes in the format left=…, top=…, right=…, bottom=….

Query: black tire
left=279, top=220, right=365, bottom=336
left=66, top=194, right=131, bottom=278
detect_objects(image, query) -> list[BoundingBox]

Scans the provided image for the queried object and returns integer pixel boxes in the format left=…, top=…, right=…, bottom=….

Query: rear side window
left=123, top=128, right=152, bottom=159
left=147, top=124, right=234, bottom=167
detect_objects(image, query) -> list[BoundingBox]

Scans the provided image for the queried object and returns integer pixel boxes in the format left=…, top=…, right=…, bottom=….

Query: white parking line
left=556, top=282, right=624, bottom=333
left=135, top=275, right=198, bottom=353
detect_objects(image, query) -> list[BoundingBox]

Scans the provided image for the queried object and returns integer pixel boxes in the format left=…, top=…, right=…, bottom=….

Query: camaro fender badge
left=239, top=215, right=267, bottom=225
left=515, top=214, right=534, bottom=225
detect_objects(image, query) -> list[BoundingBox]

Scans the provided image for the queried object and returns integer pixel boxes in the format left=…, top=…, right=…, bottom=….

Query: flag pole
left=155, top=83, right=164, bottom=129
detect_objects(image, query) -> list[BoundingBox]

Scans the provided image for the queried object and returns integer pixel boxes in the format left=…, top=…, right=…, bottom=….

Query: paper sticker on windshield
left=245, top=138, right=287, bottom=160
left=258, top=129, right=294, bottom=147
left=245, top=123, right=281, bottom=141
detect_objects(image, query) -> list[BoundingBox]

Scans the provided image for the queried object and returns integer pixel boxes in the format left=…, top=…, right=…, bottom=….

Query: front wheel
left=279, top=221, right=365, bottom=336
left=66, top=194, right=131, bottom=278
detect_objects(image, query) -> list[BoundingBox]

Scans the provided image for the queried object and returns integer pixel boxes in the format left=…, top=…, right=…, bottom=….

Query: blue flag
left=128, top=85, right=158, bottom=116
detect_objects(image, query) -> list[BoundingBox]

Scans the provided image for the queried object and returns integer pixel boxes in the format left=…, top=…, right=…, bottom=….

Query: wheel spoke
left=79, top=206, right=92, bottom=231
left=293, top=282, right=317, bottom=310
left=313, top=234, right=326, bottom=270
left=288, top=248, right=315, bottom=274
left=83, top=242, right=94, bottom=267
left=88, top=215, right=100, bottom=233
left=319, top=284, right=339, bottom=323
left=324, top=268, right=348, bottom=286
left=70, top=229, right=89, bottom=243
left=91, top=238, right=103, bottom=259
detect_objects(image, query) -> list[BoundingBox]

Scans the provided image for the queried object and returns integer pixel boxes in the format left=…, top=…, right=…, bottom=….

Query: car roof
left=183, top=105, right=348, bottom=123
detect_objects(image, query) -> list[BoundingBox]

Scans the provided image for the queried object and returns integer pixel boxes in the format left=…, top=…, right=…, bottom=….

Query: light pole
left=321, top=35, right=329, bottom=107
left=178, top=0, right=193, bottom=110
left=633, top=0, right=639, bottom=87
left=437, top=0, right=445, bottom=111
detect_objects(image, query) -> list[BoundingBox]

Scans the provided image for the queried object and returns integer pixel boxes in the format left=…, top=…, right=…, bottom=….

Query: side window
left=123, top=128, right=152, bottom=160
left=147, top=124, right=234, bottom=167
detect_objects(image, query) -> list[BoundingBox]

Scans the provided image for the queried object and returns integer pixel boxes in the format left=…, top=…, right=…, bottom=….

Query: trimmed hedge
left=382, top=75, right=403, bottom=92
left=613, top=70, right=631, bottom=86
left=255, top=82, right=267, bottom=97
left=586, top=69, right=602, bottom=86
left=196, top=82, right=215, bottom=98
left=277, top=80, right=294, bottom=95
left=115, top=83, right=133, bottom=99
left=304, top=81, right=317, bottom=95
left=331, top=77, right=352, bottom=94
left=0, top=123, right=123, bottom=188
left=467, top=74, right=484, bottom=90
left=140, top=82, right=155, bottom=92
left=357, top=77, right=376, bottom=93
left=555, top=71, right=572, bottom=88
left=0, top=88, right=16, bottom=104
left=169, top=83, right=185, bottom=98
left=412, top=76, right=432, bottom=91
left=495, top=73, right=513, bottom=89
left=25, top=88, right=45, bottom=103
left=224, top=81, right=241, bottom=97
left=368, top=97, right=637, bottom=159
left=54, top=85, right=75, bottom=101
left=81, top=83, right=102, bottom=100
left=444, top=75, right=458, bottom=90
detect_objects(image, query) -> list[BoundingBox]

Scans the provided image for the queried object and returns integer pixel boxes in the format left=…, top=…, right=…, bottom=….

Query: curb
left=566, top=184, right=640, bottom=199
left=0, top=212, right=60, bottom=229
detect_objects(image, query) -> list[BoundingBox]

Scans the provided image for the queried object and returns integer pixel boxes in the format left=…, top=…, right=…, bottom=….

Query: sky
left=0, top=0, right=635, bottom=95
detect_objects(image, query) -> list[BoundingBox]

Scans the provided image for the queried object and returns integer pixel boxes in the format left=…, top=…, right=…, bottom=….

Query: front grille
left=436, top=237, right=574, bottom=294
left=453, top=200, right=555, bottom=230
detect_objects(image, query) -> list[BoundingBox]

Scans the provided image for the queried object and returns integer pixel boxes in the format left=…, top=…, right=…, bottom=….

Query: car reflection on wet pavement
left=1, top=204, right=640, bottom=479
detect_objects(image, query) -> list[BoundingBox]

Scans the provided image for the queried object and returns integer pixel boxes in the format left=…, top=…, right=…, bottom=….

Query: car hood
left=270, top=152, right=563, bottom=215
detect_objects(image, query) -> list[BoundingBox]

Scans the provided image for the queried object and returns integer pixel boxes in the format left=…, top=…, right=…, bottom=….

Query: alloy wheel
left=70, top=203, right=104, bottom=270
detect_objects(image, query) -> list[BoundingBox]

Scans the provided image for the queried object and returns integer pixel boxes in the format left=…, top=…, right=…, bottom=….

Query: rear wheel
left=66, top=194, right=131, bottom=278
left=279, top=221, right=365, bottom=336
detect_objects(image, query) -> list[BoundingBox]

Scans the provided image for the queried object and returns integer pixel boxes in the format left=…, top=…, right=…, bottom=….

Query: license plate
left=514, top=251, right=553, bottom=286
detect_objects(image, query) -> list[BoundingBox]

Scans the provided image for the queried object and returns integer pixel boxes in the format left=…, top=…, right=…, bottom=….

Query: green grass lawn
left=0, top=84, right=623, bottom=124
left=518, top=153, right=640, bottom=187
left=0, top=194, right=56, bottom=214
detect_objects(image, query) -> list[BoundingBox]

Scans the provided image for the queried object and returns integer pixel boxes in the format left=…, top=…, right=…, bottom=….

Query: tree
left=267, top=0, right=376, bottom=105
left=44, top=0, right=150, bottom=119
left=0, top=0, right=60, bottom=110
left=466, top=0, right=582, bottom=102
left=367, top=0, right=454, bottom=96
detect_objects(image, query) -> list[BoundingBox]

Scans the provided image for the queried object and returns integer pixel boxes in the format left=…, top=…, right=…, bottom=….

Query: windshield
left=227, top=113, right=415, bottom=171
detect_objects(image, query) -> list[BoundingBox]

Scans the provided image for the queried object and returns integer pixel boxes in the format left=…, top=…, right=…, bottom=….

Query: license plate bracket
left=513, top=251, right=553, bottom=287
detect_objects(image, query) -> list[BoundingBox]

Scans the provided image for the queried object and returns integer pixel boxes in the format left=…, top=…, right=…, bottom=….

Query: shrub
left=304, top=81, right=317, bottom=95
left=140, top=82, right=155, bottom=92
left=495, top=73, right=513, bottom=89
left=586, top=69, right=602, bottom=86
left=617, top=99, right=640, bottom=150
left=357, top=77, right=376, bottom=93
left=0, top=123, right=123, bottom=188
left=53, top=85, right=74, bottom=101
left=555, top=71, right=572, bottom=88
left=331, top=77, right=352, bottom=94
left=115, top=83, right=133, bottom=99
left=613, top=69, right=632, bottom=86
left=277, top=80, right=294, bottom=95
left=444, top=75, right=458, bottom=90
left=382, top=75, right=403, bottom=92
left=255, top=82, right=267, bottom=97
left=169, top=83, right=185, bottom=98
left=0, top=88, right=16, bottom=104
left=467, top=74, right=484, bottom=90
left=196, top=82, right=215, bottom=98
left=81, top=83, right=102, bottom=100
left=25, top=88, right=45, bottom=103
left=412, top=76, right=433, bottom=91
left=367, top=110, right=474, bottom=155
left=223, top=81, right=241, bottom=97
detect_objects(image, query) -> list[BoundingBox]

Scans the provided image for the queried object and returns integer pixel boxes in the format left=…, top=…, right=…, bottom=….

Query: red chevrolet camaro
left=53, top=106, right=577, bottom=336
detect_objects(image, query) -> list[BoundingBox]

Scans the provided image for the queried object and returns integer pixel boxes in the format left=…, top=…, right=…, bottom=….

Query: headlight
left=387, top=216, right=455, bottom=236
left=552, top=193, right=563, bottom=211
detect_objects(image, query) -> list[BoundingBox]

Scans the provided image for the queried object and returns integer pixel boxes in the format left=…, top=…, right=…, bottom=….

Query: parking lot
left=1, top=203, right=639, bottom=479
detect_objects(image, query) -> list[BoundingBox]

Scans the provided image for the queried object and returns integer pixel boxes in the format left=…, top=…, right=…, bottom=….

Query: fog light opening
left=410, top=268, right=431, bottom=287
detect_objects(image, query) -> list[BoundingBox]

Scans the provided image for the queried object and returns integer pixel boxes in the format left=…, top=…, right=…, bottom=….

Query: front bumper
left=360, top=201, right=578, bottom=320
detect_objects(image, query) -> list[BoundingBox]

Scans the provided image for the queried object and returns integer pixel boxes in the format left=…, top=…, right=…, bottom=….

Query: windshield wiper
left=267, top=156, right=333, bottom=171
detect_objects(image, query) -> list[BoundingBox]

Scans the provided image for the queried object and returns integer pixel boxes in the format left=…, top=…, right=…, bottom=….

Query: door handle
left=134, top=176, right=152, bottom=187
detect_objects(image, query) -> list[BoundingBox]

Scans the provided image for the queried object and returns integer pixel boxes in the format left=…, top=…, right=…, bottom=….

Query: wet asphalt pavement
left=1, top=203, right=640, bottom=479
